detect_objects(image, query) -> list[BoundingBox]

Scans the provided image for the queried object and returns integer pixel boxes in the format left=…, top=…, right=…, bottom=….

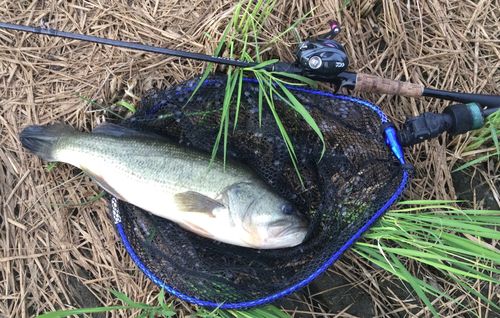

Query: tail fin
left=19, top=124, right=76, bottom=162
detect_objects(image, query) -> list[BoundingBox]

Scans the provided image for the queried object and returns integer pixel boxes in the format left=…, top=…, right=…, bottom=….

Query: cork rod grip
left=355, top=73, right=424, bottom=98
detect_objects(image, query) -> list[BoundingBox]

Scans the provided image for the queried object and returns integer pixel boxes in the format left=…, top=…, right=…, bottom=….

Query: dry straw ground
left=1, top=0, right=499, bottom=317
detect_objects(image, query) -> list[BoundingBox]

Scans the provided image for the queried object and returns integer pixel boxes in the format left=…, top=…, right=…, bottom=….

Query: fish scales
left=57, top=133, right=251, bottom=196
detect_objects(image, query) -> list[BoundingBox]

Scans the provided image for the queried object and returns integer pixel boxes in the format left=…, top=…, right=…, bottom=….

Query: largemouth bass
left=19, top=123, right=309, bottom=249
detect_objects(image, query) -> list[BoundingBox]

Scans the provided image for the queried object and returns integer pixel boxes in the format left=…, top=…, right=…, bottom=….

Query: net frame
left=107, top=75, right=413, bottom=309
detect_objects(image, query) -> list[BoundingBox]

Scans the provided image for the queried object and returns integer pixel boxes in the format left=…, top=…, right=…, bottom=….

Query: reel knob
left=327, top=20, right=341, bottom=39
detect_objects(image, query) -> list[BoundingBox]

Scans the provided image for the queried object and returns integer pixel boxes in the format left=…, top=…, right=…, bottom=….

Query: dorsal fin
left=92, top=122, right=166, bottom=140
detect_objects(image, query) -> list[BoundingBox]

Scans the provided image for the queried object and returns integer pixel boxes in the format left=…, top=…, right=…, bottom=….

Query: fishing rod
left=1, top=20, right=499, bottom=147
left=2, top=21, right=499, bottom=108
left=0, top=22, right=301, bottom=73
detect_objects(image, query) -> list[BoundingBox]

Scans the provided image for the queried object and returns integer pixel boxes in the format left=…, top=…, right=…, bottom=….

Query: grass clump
left=354, top=200, right=500, bottom=317
left=189, top=0, right=324, bottom=184
left=36, top=288, right=175, bottom=318
left=35, top=287, right=290, bottom=318
left=453, top=109, right=500, bottom=172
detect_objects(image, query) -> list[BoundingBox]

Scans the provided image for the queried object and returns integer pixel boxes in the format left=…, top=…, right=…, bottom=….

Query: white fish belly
left=99, top=167, right=255, bottom=247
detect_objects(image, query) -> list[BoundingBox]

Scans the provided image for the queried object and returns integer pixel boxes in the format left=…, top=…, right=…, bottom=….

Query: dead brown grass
left=1, top=0, right=499, bottom=317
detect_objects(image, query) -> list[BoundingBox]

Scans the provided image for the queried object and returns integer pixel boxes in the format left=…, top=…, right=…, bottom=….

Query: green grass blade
left=386, top=250, right=440, bottom=317
left=257, top=0, right=278, bottom=36
left=355, top=202, right=500, bottom=317
left=233, top=0, right=242, bottom=29
left=240, top=33, right=250, bottom=61
left=138, top=311, right=152, bottom=318
left=223, top=43, right=236, bottom=168
left=45, top=191, right=105, bottom=206
left=257, top=77, right=297, bottom=161
left=451, top=153, right=496, bottom=172
left=256, top=77, right=303, bottom=183
left=271, top=72, right=318, bottom=88
left=354, top=248, right=448, bottom=300
left=247, top=59, right=279, bottom=69
left=388, top=215, right=500, bottom=236
left=254, top=72, right=267, bottom=127
left=250, top=0, right=266, bottom=22
left=35, top=306, right=134, bottom=318
left=238, top=0, right=253, bottom=31
left=158, top=287, right=172, bottom=312
left=353, top=245, right=444, bottom=296
left=267, top=7, right=316, bottom=46
left=157, top=287, right=165, bottom=305
left=73, top=94, right=125, bottom=120
left=273, top=79, right=325, bottom=160
left=208, top=67, right=239, bottom=171
left=263, top=306, right=290, bottom=318
left=490, top=124, right=499, bottom=159
left=354, top=245, right=451, bottom=316
left=234, top=70, right=243, bottom=131
left=154, top=310, right=176, bottom=317
left=115, top=100, right=136, bottom=113
left=189, top=65, right=215, bottom=104
left=223, top=79, right=231, bottom=171
left=227, top=311, right=245, bottom=318
left=388, top=206, right=462, bottom=213
left=251, top=308, right=279, bottom=318
left=432, top=220, right=500, bottom=239
left=460, top=209, right=500, bottom=215
left=379, top=248, right=500, bottom=282
left=450, top=258, right=500, bottom=279
left=244, top=0, right=267, bottom=38
left=251, top=18, right=261, bottom=63
left=186, top=7, right=238, bottom=106
left=255, top=0, right=270, bottom=27
left=464, top=139, right=487, bottom=151
left=45, top=162, right=57, bottom=171
left=218, top=310, right=233, bottom=318
left=109, top=289, right=152, bottom=309
left=452, top=274, right=500, bottom=311
left=397, top=200, right=461, bottom=205
left=241, top=51, right=255, bottom=63
left=409, top=239, right=500, bottom=264
left=229, top=311, right=254, bottom=318
left=255, top=0, right=271, bottom=27
left=466, top=109, right=500, bottom=151
left=339, top=0, right=351, bottom=11
left=440, top=232, right=500, bottom=261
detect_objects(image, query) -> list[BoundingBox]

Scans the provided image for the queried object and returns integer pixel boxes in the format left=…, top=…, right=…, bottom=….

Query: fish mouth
left=261, top=226, right=308, bottom=248
left=276, top=225, right=309, bottom=238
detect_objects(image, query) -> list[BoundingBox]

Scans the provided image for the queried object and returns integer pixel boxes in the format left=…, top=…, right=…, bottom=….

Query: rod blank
left=0, top=22, right=262, bottom=69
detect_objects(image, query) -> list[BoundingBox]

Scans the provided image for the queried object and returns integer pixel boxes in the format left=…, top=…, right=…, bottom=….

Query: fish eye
left=282, top=204, right=293, bottom=215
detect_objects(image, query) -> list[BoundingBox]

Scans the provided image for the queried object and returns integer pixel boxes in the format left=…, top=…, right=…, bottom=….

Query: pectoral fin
left=80, top=164, right=126, bottom=201
left=173, top=191, right=224, bottom=217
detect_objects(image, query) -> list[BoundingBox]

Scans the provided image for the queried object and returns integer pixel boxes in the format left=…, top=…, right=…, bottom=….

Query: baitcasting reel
left=294, top=20, right=349, bottom=82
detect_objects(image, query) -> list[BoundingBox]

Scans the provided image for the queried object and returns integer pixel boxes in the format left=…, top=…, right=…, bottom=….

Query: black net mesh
left=108, top=74, right=412, bottom=307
